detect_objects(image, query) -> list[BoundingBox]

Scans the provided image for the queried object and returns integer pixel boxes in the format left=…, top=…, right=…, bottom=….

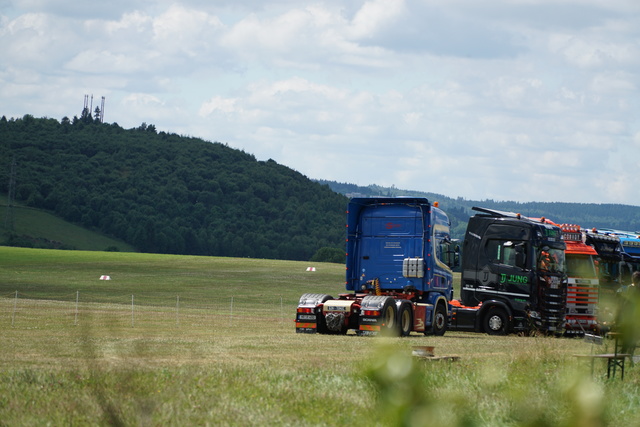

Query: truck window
left=537, top=247, right=565, bottom=273
left=439, top=240, right=459, bottom=268
left=566, top=254, right=597, bottom=279
left=486, top=240, right=527, bottom=269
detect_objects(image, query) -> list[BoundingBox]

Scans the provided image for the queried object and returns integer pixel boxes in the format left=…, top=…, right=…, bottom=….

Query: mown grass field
left=1, top=246, right=639, bottom=426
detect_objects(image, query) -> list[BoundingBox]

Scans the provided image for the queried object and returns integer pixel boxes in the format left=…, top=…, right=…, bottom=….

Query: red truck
left=557, top=224, right=600, bottom=335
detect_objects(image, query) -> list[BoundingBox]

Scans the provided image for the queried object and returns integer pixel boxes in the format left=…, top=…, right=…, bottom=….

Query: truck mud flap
left=358, top=295, right=397, bottom=335
left=295, top=293, right=333, bottom=334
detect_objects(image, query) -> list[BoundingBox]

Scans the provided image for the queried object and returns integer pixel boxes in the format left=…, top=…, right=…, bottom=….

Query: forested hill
left=5, top=114, right=640, bottom=260
left=0, top=114, right=347, bottom=260
left=318, top=180, right=640, bottom=240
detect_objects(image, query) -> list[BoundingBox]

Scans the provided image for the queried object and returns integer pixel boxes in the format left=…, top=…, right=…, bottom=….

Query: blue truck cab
left=345, top=197, right=455, bottom=297
left=593, top=229, right=640, bottom=286
left=296, top=197, right=458, bottom=336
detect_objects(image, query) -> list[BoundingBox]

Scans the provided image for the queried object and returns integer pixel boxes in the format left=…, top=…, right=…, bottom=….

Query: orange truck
left=534, top=219, right=600, bottom=335
left=539, top=217, right=600, bottom=335
left=558, top=224, right=600, bottom=335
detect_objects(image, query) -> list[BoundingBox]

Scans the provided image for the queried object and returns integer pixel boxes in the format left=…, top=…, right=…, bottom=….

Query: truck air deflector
left=472, top=206, right=522, bottom=218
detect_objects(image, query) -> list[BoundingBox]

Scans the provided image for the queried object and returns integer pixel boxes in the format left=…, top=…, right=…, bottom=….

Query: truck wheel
left=398, top=304, right=413, bottom=337
left=432, top=303, right=447, bottom=336
left=484, top=307, right=509, bottom=335
left=380, top=297, right=398, bottom=336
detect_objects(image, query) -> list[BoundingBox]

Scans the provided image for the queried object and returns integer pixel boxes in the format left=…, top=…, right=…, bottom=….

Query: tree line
left=317, top=180, right=640, bottom=240
left=4, top=112, right=639, bottom=261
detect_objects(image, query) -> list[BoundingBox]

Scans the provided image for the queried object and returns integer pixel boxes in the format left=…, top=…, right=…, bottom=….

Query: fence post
left=11, top=291, right=17, bottom=327
left=176, top=295, right=180, bottom=327
left=229, top=296, right=234, bottom=326
left=75, top=291, right=79, bottom=326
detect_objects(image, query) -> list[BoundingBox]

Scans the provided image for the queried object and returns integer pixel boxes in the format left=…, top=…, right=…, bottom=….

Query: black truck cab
left=452, top=207, right=567, bottom=334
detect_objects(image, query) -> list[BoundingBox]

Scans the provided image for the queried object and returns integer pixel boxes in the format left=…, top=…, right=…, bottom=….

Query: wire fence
left=1, top=291, right=297, bottom=331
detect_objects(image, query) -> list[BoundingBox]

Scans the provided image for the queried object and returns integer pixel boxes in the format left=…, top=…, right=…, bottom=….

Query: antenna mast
left=82, top=94, right=105, bottom=122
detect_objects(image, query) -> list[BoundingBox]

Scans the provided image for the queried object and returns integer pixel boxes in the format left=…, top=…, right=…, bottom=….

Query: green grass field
left=0, top=196, right=135, bottom=252
left=0, top=246, right=639, bottom=426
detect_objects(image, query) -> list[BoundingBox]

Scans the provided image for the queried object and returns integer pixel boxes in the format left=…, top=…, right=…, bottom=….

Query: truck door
left=464, top=223, right=533, bottom=305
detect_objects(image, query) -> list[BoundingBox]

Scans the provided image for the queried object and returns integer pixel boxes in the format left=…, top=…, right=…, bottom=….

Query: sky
left=1, top=0, right=640, bottom=206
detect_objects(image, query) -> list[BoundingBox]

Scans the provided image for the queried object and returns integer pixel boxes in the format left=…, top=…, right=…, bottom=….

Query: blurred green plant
left=613, top=279, right=640, bottom=354
left=364, top=341, right=606, bottom=427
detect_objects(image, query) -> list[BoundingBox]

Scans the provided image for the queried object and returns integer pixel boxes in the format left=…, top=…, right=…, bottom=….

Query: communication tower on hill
left=83, top=94, right=92, bottom=113
left=83, top=94, right=106, bottom=122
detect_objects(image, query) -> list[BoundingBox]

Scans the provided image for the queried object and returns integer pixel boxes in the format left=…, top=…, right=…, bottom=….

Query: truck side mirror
left=450, top=245, right=460, bottom=268
left=515, top=250, right=526, bottom=269
left=515, top=244, right=526, bottom=269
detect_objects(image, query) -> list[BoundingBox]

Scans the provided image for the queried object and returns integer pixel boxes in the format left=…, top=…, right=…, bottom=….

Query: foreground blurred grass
left=1, top=247, right=639, bottom=426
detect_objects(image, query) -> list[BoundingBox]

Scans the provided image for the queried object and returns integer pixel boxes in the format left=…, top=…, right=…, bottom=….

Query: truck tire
left=380, top=297, right=398, bottom=336
left=484, top=307, right=509, bottom=335
left=432, top=302, right=447, bottom=336
left=398, top=303, right=413, bottom=337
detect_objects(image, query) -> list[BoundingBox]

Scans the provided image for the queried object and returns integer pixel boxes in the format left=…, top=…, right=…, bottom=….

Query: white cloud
left=152, top=4, right=225, bottom=57
left=200, top=95, right=235, bottom=114
left=123, top=93, right=164, bottom=108
left=1, top=13, right=72, bottom=67
left=348, top=0, right=407, bottom=39
left=7, top=0, right=136, bottom=19
left=1, top=0, right=640, bottom=205
left=66, top=50, right=145, bottom=74
left=221, top=8, right=321, bottom=54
